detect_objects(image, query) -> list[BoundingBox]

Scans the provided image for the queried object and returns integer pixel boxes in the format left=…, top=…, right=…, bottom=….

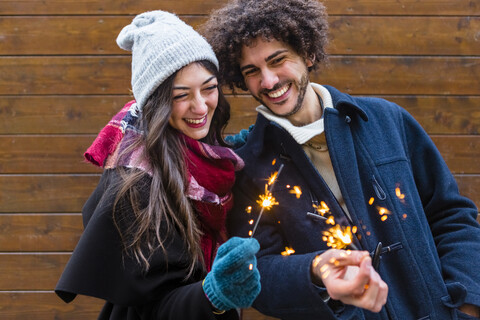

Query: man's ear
left=306, top=54, right=315, bottom=68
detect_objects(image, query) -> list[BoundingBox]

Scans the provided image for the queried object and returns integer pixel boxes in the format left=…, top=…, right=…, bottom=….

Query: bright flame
left=257, top=185, right=279, bottom=210
left=313, top=201, right=330, bottom=216
left=289, top=186, right=302, bottom=198
left=322, top=225, right=355, bottom=249
left=281, top=247, right=295, bottom=256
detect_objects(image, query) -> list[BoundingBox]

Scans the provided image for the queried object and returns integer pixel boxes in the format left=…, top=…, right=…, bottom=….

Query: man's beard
left=252, top=72, right=309, bottom=118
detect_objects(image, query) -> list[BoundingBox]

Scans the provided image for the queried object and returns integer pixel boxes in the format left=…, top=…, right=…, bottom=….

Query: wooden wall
left=0, top=0, right=478, bottom=319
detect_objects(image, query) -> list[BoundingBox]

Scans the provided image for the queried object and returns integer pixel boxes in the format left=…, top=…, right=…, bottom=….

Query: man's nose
left=260, top=69, right=279, bottom=89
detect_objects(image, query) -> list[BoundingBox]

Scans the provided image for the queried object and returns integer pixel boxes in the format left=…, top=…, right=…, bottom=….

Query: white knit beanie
left=116, top=10, right=219, bottom=110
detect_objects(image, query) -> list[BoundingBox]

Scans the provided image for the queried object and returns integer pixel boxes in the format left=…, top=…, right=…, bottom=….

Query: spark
left=395, top=187, right=405, bottom=200
left=313, top=201, right=330, bottom=216
left=368, top=197, right=375, bottom=205
left=326, top=216, right=335, bottom=225
left=272, top=159, right=276, bottom=165
left=249, top=219, right=254, bottom=225
left=280, top=247, right=295, bottom=256
left=267, top=171, right=279, bottom=186
left=245, top=206, right=252, bottom=213
left=257, top=188, right=279, bottom=210
left=322, top=225, right=357, bottom=250
left=376, top=206, right=391, bottom=221
left=289, top=186, right=302, bottom=198
left=249, top=264, right=253, bottom=270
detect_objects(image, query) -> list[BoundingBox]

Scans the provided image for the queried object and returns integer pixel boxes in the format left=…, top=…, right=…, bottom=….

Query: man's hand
left=311, top=249, right=388, bottom=313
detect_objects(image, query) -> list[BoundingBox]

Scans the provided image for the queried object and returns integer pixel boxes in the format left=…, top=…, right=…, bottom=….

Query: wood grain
left=0, top=292, right=103, bottom=320
left=1, top=56, right=479, bottom=95
left=1, top=95, right=479, bottom=135
left=0, top=214, right=82, bottom=252
left=1, top=16, right=479, bottom=56
left=0, top=135, right=478, bottom=174
left=0, top=175, right=100, bottom=213
left=0, top=0, right=477, bottom=15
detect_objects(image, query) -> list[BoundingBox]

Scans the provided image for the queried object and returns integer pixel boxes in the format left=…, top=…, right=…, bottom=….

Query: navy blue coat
left=227, top=85, right=480, bottom=320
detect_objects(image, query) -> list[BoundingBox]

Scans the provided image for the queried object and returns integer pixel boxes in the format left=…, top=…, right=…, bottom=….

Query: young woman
left=55, top=11, right=260, bottom=319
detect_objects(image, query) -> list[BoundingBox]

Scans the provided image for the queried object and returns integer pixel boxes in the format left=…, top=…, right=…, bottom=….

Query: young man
left=202, top=0, right=480, bottom=319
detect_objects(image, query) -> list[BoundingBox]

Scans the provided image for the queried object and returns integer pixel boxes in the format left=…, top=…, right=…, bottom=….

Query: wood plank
left=328, top=16, right=480, bottom=55
left=0, top=0, right=226, bottom=15
left=0, top=135, right=101, bottom=174
left=1, top=135, right=478, bottom=174
left=0, top=0, right=477, bottom=16
left=2, top=16, right=479, bottom=56
left=0, top=56, right=131, bottom=95
left=456, top=175, right=480, bottom=207
left=0, top=95, right=130, bottom=134
left=1, top=95, right=479, bottom=135
left=0, top=214, right=82, bottom=252
left=431, top=136, right=480, bottom=174
left=312, top=56, right=480, bottom=95
left=0, top=253, right=70, bottom=290
left=0, top=175, right=100, bottom=213
left=2, top=56, right=479, bottom=95
left=0, top=292, right=103, bottom=320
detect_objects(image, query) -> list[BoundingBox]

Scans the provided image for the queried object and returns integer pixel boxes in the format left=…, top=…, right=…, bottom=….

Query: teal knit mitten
left=203, top=237, right=261, bottom=310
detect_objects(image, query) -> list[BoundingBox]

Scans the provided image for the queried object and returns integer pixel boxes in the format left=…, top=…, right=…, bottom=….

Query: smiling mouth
left=266, top=83, right=291, bottom=99
left=185, top=115, right=206, bottom=125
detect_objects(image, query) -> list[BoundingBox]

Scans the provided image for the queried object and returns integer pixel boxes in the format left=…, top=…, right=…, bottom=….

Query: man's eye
left=244, top=69, right=258, bottom=76
left=272, top=57, right=285, bottom=64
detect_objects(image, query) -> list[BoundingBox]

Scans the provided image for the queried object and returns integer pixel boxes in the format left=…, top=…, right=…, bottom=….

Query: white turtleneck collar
left=256, top=83, right=333, bottom=144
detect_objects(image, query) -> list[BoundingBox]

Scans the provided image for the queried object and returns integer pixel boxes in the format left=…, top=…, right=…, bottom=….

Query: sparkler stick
left=250, top=164, right=285, bottom=238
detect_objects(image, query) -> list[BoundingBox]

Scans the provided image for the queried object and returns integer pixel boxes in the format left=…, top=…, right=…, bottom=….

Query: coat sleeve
left=401, top=108, right=480, bottom=309
left=227, top=172, right=359, bottom=320
left=55, top=169, right=237, bottom=320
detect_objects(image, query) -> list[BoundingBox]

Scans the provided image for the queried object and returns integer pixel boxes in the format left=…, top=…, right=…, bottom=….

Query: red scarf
left=84, top=101, right=244, bottom=271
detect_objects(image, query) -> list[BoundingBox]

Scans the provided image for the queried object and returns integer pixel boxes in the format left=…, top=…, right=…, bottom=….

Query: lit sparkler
left=249, top=164, right=285, bottom=238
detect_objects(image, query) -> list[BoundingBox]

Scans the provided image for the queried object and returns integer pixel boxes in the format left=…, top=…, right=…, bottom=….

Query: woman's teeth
left=268, top=84, right=289, bottom=98
left=185, top=116, right=205, bottom=124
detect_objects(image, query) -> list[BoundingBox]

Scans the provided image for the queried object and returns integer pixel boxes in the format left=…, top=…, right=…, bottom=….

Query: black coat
left=55, top=169, right=237, bottom=320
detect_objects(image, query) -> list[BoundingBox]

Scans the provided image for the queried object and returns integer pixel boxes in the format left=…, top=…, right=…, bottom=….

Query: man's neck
left=286, top=84, right=323, bottom=126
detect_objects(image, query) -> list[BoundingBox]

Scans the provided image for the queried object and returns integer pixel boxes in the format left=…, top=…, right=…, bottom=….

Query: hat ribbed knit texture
left=116, top=10, right=219, bottom=110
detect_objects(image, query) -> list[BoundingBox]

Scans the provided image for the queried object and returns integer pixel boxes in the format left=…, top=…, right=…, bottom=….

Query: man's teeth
left=185, top=116, right=205, bottom=124
left=268, top=85, right=289, bottom=98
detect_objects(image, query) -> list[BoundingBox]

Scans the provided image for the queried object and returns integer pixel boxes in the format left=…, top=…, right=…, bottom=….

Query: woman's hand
left=202, top=237, right=261, bottom=311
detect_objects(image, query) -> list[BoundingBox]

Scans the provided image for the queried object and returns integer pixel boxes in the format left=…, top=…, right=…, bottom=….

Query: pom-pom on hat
left=116, top=10, right=219, bottom=110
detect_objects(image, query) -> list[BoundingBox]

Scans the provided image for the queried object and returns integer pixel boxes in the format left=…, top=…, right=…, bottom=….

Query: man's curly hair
left=201, top=0, right=329, bottom=92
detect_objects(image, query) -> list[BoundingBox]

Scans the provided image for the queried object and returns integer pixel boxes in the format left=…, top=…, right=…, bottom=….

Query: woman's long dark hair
left=112, top=60, right=230, bottom=277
